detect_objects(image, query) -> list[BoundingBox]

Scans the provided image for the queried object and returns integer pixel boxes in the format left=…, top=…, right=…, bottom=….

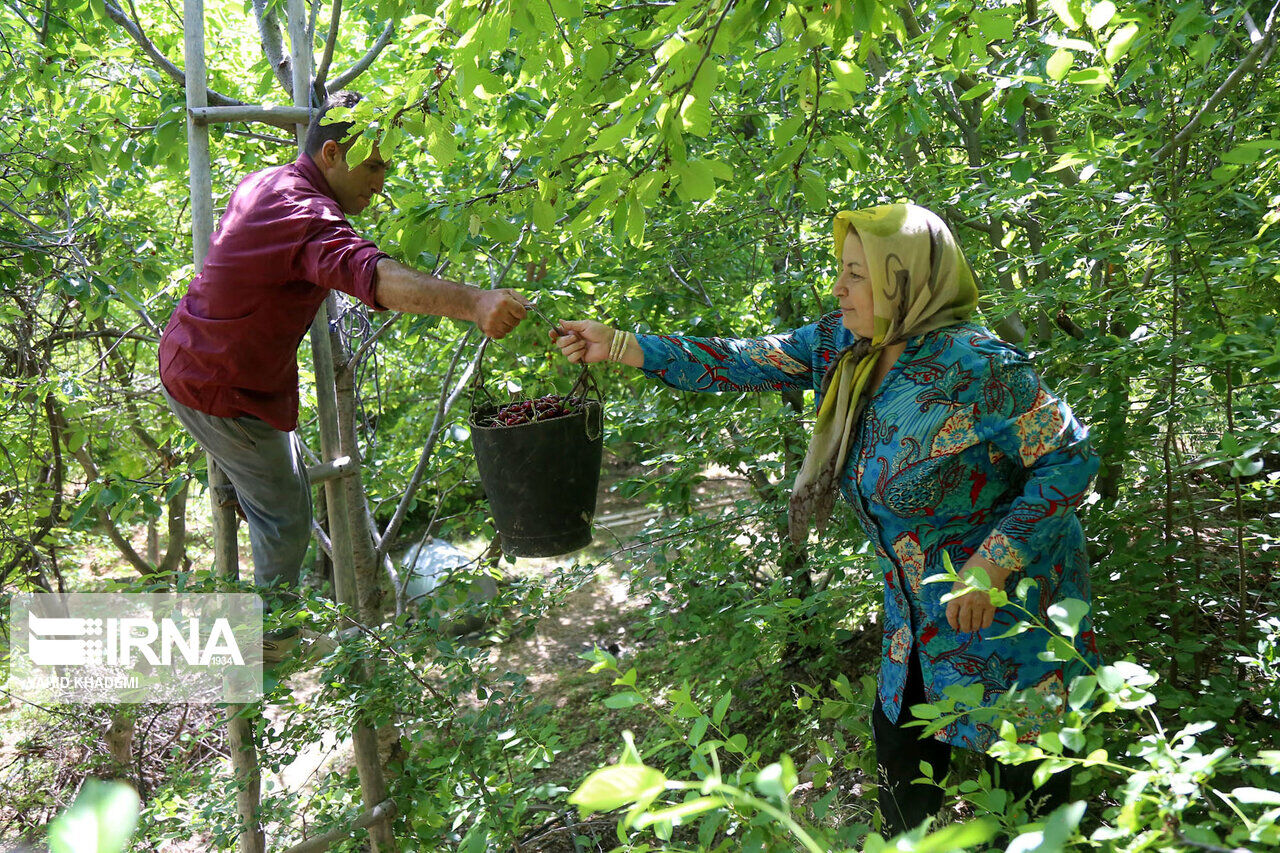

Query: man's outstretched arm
left=374, top=258, right=528, bottom=339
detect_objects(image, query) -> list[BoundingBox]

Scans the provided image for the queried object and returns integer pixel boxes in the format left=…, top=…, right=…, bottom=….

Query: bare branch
left=329, top=21, right=394, bottom=91
left=251, top=0, right=294, bottom=94
left=313, top=0, right=343, bottom=96
left=101, top=1, right=246, bottom=108
left=345, top=311, right=400, bottom=376
left=375, top=331, right=479, bottom=563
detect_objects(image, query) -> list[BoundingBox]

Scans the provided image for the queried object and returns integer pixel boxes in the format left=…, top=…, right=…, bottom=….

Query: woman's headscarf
left=787, top=204, right=980, bottom=547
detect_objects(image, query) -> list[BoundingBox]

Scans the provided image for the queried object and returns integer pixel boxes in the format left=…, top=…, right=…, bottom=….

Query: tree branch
left=374, top=331, right=480, bottom=563
left=102, top=1, right=246, bottom=108
left=1154, top=1, right=1280, bottom=162
left=329, top=21, right=394, bottom=91
left=313, top=0, right=343, bottom=97
left=155, top=477, right=189, bottom=576
left=49, top=399, right=154, bottom=577
left=251, top=0, right=294, bottom=94
left=6, top=1, right=41, bottom=34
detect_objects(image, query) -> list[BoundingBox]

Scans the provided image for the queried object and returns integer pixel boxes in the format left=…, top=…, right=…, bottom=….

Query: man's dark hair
left=304, top=91, right=363, bottom=157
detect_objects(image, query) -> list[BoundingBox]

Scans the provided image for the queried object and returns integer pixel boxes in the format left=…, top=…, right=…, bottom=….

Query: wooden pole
left=306, top=454, right=356, bottom=483
left=186, top=2, right=263, bottom=850
left=191, top=104, right=316, bottom=126
left=183, top=0, right=212, bottom=269
left=290, top=0, right=396, bottom=847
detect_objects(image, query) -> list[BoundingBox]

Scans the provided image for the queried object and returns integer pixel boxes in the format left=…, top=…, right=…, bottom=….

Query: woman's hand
left=945, top=557, right=1011, bottom=634
left=550, top=320, right=643, bottom=367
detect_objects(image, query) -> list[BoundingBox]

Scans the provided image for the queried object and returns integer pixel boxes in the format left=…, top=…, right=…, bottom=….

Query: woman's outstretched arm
left=552, top=318, right=829, bottom=394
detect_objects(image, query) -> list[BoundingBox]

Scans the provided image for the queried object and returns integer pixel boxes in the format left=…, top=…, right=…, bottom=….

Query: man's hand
left=945, top=557, right=1010, bottom=634
left=473, top=288, right=529, bottom=339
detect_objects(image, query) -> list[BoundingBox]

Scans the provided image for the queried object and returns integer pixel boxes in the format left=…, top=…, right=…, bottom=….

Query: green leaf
left=47, top=779, right=140, bottom=853
left=1059, top=726, right=1087, bottom=751
left=676, top=159, right=716, bottom=201
left=1105, top=24, right=1141, bottom=64
left=1067, top=67, right=1110, bottom=86
left=909, top=817, right=999, bottom=853
left=1231, top=456, right=1264, bottom=478
left=626, top=192, right=645, bottom=246
left=1010, top=800, right=1086, bottom=852
left=973, top=9, right=1017, bottom=42
left=910, top=702, right=941, bottom=719
left=1047, top=50, right=1074, bottom=81
left=799, top=170, right=827, bottom=210
left=830, top=60, right=866, bottom=93
left=1096, top=664, right=1124, bottom=694
left=531, top=199, right=556, bottom=231
left=1068, top=675, right=1097, bottom=710
left=680, top=96, right=712, bottom=137
left=1047, top=598, right=1089, bottom=638
left=590, top=112, right=643, bottom=152
left=631, top=796, right=724, bottom=829
left=568, top=764, right=667, bottom=815
left=1050, top=0, right=1083, bottom=30
left=583, top=45, right=611, bottom=82
left=958, top=81, right=995, bottom=102
left=688, top=716, right=709, bottom=748
left=346, top=134, right=374, bottom=170
left=1032, top=757, right=1074, bottom=789
left=1221, top=139, right=1280, bottom=165
left=1232, top=787, right=1280, bottom=806
left=705, top=159, right=735, bottom=181
left=712, top=690, right=732, bottom=725
left=426, top=117, right=457, bottom=170
left=753, top=757, right=798, bottom=801
left=1086, top=1, right=1116, bottom=30
left=604, top=692, right=645, bottom=709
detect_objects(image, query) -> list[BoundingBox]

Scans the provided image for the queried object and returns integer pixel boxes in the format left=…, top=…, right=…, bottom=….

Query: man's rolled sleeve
left=296, top=218, right=389, bottom=310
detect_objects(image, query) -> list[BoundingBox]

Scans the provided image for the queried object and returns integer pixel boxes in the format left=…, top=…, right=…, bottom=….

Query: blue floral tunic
left=637, top=312, right=1100, bottom=750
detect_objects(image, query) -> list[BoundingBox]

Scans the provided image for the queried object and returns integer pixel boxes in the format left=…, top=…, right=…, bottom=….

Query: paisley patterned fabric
left=637, top=314, right=1100, bottom=750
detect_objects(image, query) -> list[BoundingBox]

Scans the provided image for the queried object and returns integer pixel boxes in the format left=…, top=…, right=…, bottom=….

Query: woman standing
left=552, top=204, right=1099, bottom=832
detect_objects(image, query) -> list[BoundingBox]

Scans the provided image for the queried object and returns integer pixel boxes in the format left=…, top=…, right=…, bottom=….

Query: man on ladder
left=158, top=92, right=529, bottom=663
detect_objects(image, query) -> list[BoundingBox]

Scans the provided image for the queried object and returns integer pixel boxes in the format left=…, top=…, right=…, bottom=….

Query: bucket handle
left=470, top=342, right=603, bottom=428
left=568, top=366, right=604, bottom=442
left=469, top=338, right=496, bottom=414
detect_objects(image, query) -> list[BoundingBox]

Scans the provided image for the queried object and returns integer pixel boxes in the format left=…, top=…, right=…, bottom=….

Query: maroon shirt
left=159, top=155, right=387, bottom=432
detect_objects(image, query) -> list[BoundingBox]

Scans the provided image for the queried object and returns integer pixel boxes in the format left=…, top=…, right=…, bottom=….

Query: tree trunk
left=104, top=712, right=135, bottom=782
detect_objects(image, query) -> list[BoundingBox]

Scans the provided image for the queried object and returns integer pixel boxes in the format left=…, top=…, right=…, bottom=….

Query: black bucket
left=469, top=367, right=603, bottom=558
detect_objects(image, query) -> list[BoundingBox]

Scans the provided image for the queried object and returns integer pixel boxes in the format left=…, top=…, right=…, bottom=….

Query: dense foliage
left=2, top=0, right=1279, bottom=850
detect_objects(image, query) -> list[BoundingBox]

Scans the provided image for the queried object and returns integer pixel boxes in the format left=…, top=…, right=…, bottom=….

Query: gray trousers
left=163, top=387, right=312, bottom=591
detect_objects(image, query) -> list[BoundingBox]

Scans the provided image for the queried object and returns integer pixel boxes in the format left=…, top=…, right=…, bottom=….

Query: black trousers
left=873, top=653, right=1073, bottom=835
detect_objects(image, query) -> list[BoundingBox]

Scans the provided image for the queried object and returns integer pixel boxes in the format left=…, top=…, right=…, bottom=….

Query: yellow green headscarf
left=787, top=204, right=980, bottom=547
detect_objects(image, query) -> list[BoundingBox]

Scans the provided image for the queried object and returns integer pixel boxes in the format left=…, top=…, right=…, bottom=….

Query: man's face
left=317, top=140, right=388, bottom=216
